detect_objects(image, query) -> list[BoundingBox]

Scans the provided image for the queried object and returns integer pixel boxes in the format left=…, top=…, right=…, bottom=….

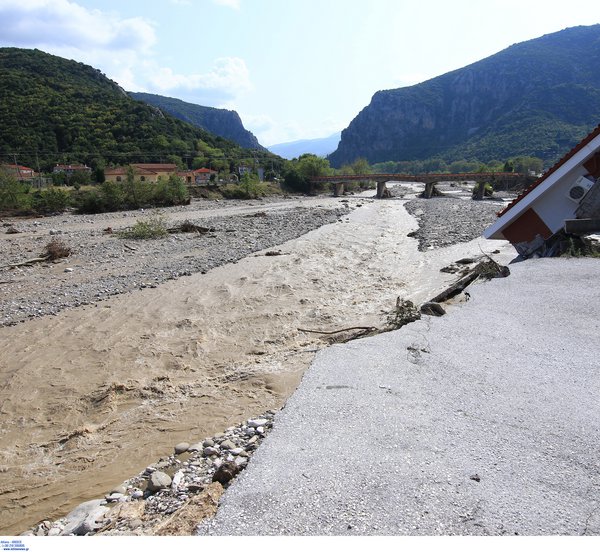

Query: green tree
left=351, top=158, right=371, bottom=175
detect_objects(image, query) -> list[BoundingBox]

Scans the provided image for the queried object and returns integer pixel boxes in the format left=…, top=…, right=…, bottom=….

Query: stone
left=110, top=485, right=127, bottom=495
left=129, top=519, right=143, bottom=530
left=230, top=447, right=244, bottom=456
left=147, top=471, right=172, bottom=493
left=174, top=442, right=190, bottom=454
left=234, top=456, right=248, bottom=467
left=105, top=493, right=126, bottom=502
left=220, top=439, right=235, bottom=450
left=202, top=438, right=215, bottom=448
left=60, top=499, right=109, bottom=535
left=247, top=418, right=268, bottom=428
left=48, top=527, right=62, bottom=536
left=188, top=442, right=203, bottom=453
left=212, top=461, right=240, bottom=485
left=64, top=267, right=74, bottom=273
left=203, top=446, right=219, bottom=457
left=131, top=489, right=144, bottom=499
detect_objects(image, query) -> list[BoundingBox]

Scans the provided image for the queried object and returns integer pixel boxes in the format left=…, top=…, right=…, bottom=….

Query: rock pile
left=23, top=411, right=276, bottom=536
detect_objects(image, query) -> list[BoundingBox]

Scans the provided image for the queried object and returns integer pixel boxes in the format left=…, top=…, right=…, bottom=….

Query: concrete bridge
left=309, top=172, right=537, bottom=198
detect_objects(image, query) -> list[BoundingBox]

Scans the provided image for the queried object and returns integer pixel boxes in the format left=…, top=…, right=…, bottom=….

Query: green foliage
left=153, top=174, right=190, bottom=206
left=131, top=92, right=263, bottom=150
left=282, top=154, right=332, bottom=194
left=0, top=170, right=30, bottom=210
left=0, top=48, right=284, bottom=175
left=31, top=187, right=70, bottom=213
left=221, top=173, right=268, bottom=199
left=118, top=214, right=168, bottom=240
left=472, top=182, right=494, bottom=198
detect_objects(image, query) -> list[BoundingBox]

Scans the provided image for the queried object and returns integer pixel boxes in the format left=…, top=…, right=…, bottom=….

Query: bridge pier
left=376, top=182, right=388, bottom=198
left=423, top=182, right=436, bottom=199
left=333, top=182, right=344, bottom=197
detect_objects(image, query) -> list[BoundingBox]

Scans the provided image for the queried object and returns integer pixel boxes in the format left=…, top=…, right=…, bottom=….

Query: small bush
left=118, top=214, right=168, bottom=239
left=74, top=189, right=105, bottom=214
left=152, top=175, right=189, bottom=206
left=0, top=172, right=31, bottom=211
left=472, top=182, right=494, bottom=198
left=221, top=174, right=268, bottom=199
left=44, top=239, right=71, bottom=260
left=31, top=187, right=71, bottom=214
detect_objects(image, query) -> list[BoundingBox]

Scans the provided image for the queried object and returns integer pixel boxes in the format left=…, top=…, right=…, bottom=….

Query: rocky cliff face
left=130, top=92, right=264, bottom=150
left=329, top=25, right=600, bottom=166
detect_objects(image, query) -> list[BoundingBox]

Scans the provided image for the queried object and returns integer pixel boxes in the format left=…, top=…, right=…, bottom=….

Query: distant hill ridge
left=268, top=132, right=341, bottom=159
left=329, top=25, right=600, bottom=167
left=129, top=92, right=264, bottom=151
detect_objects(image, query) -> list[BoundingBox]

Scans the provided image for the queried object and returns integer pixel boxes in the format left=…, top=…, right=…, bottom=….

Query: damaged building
left=484, top=124, right=600, bottom=256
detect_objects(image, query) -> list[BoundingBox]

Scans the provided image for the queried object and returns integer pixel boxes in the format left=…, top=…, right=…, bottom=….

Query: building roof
left=1, top=163, right=35, bottom=173
left=105, top=166, right=156, bottom=176
left=54, top=164, right=91, bottom=171
left=131, top=163, right=178, bottom=172
left=497, top=123, right=600, bottom=217
left=193, top=168, right=217, bottom=174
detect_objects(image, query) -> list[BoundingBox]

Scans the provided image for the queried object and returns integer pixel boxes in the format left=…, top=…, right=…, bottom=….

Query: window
left=116, top=176, right=122, bottom=182
left=140, top=176, right=146, bottom=182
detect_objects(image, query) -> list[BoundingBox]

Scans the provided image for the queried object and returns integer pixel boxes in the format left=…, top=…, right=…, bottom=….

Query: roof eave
left=483, top=136, right=600, bottom=240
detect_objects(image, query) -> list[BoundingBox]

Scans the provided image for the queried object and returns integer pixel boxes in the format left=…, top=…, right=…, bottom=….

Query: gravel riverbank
left=0, top=197, right=350, bottom=326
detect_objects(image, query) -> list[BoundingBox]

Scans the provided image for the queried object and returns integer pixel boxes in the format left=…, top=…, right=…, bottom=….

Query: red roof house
left=484, top=124, right=600, bottom=254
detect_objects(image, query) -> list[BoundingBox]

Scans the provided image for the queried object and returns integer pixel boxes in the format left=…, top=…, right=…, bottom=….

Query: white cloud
left=136, top=57, right=253, bottom=106
left=0, top=0, right=156, bottom=52
left=0, top=0, right=252, bottom=108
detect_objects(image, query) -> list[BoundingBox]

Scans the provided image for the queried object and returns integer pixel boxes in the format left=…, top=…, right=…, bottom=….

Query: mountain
left=329, top=25, right=600, bottom=167
left=0, top=48, right=279, bottom=171
left=129, top=92, right=263, bottom=151
left=268, top=132, right=341, bottom=159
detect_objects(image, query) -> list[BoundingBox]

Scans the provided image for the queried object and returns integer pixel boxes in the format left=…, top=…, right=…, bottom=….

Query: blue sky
left=0, top=0, right=598, bottom=145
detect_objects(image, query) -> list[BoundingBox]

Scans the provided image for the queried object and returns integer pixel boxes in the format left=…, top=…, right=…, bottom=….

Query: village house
left=104, top=163, right=178, bottom=184
left=53, top=164, right=92, bottom=176
left=484, top=124, right=600, bottom=256
left=1, top=163, right=37, bottom=181
left=192, top=167, right=217, bottom=184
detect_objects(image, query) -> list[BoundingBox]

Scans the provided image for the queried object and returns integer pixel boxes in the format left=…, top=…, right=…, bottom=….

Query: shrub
left=472, top=182, right=493, bottom=198
left=100, top=181, right=125, bottom=211
left=0, top=171, right=31, bottom=211
left=74, top=189, right=105, bottom=214
left=221, top=174, right=268, bottom=199
left=44, top=239, right=71, bottom=260
left=118, top=214, right=168, bottom=239
left=152, top=175, right=189, bottom=206
left=31, top=187, right=70, bottom=214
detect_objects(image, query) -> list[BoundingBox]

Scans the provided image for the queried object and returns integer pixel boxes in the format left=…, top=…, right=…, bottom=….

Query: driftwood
left=2, top=255, right=49, bottom=269
left=429, top=259, right=509, bottom=304
left=297, top=326, right=377, bottom=335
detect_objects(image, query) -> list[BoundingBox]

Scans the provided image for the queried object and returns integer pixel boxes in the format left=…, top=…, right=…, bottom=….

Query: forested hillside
left=329, top=25, right=600, bottom=167
left=0, top=48, right=280, bottom=172
left=130, top=92, right=263, bottom=151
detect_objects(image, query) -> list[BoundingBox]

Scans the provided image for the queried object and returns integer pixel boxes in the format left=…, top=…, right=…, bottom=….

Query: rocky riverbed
left=0, top=197, right=350, bottom=326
